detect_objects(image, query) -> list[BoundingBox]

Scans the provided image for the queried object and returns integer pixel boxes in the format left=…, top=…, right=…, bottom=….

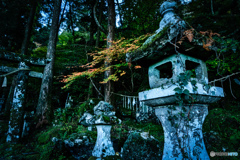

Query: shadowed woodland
left=0, top=0, right=240, bottom=159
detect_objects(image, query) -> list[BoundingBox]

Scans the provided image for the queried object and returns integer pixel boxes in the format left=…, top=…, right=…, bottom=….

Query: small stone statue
left=78, top=101, right=121, bottom=159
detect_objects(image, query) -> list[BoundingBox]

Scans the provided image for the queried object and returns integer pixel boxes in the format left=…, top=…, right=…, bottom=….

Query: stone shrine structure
left=126, top=1, right=224, bottom=159
left=79, top=101, right=121, bottom=159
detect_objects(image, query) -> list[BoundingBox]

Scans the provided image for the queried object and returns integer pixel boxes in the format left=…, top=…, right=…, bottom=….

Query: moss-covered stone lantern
left=126, top=1, right=224, bottom=159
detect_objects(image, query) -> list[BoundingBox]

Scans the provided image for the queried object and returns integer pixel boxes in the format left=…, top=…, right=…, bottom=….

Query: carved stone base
left=155, top=105, right=209, bottom=160
left=92, top=125, right=115, bottom=158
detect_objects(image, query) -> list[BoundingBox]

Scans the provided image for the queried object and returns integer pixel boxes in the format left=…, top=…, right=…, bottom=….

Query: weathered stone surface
left=6, top=62, right=29, bottom=142
left=79, top=101, right=121, bottom=159
left=122, top=132, right=162, bottom=160
left=144, top=1, right=186, bottom=45
left=94, top=101, right=114, bottom=116
left=155, top=105, right=209, bottom=159
left=79, top=101, right=121, bottom=126
left=139, top=82, right=224, bottom=106
left=148, top=54, right=208, bottom=89
left=21, top=111, right=34, bottom=137
left=135, top=109, right=160, bottom=124
left=65, top=95, right=73, bottom=108
left=28, top=71, right=43, bottom=78
left=52, top=135, right=94, bottom=160
left=0, top=65, right=43, bottom=78
left=79, top=112, right=95, bottom=126
left=92, top=125, right=115, bottom=158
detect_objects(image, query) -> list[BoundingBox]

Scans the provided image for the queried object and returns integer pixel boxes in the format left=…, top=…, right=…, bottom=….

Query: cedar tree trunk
left=104, top=0, right=115, bottom=104
left=36, top=0, right=62, bottom=121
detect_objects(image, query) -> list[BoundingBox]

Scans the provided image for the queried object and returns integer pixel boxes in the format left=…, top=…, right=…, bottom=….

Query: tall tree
left=104, top=0, right=115, bottom=103
left=21, top=0, right=38, bottom=55
left=36, top=0, right=62, bottom=121
left=95, top=0, right=104, bottom=47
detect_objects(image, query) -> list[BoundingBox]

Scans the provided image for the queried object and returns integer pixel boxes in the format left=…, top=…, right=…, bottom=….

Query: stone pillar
left=6, top=62, right=29, bottom=142
left=155, top=104, right=209, bottom=160
left=92, top=124, right=115, bottom=158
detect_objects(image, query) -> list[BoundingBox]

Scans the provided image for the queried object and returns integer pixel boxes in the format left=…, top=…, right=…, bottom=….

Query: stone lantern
left=126, top=1, right=224, bottom=159
left=139, top=53, right=223, bottom=160
left=79, top=101, right=121, bottom=159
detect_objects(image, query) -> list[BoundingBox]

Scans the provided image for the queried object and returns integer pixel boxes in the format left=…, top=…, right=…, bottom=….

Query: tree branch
left=58, top=0, right=68, bottom=31
left=93, top=0, right=107, bottom=35
left=90, top=78, right=104, bottom=98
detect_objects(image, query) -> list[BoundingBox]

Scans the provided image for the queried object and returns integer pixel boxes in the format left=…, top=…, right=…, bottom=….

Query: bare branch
left=93, top=0, right=107, bottom=35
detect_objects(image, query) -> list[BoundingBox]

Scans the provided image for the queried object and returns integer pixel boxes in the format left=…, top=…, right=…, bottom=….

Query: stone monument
left=126, top=1, right=224, bottom=159
left=79, top=101, right=121, bottom=159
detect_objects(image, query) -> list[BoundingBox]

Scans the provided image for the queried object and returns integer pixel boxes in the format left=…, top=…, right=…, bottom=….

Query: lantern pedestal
left=92, top=124, right=115, bottom=159
left=155, top=105, right=209, bottom=159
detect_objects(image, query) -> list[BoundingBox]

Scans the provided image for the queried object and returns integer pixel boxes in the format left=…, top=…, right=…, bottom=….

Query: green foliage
left=206, top=37, right=240, bottom=75
left=173, top=70, right=197, bottom=105
left=53, top=98, right=100, bottom=126
left=77, top=98, right=101, bottom=116
left=58, top=31, right=75, bottom=46
left=58, top=31, right=89, bottom=46
left=118, top=0, right=163, bottom=37
left=32, top=46, right=47, bottom=58
left=37, top=126, right=62, bottom=144
left=64, top=34, right=150, bottom=87
left=203, top=102, right=240, bottom=157
left=54, top=107, right=78, bottom=124
left=120, top=119, right=164, bottom=143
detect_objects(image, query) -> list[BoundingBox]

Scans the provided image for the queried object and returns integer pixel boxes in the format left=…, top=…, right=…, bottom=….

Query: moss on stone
left=88, top=156, right=97, bottom=160
left=139, top=26, right=169, bottom=51
left=126, top=26, right=170, bottom=63
left=122, top=132, right=162, bottom=160
left=102, top=115, right=111, bottom=123
left=37, top=126, right=61, bottom=144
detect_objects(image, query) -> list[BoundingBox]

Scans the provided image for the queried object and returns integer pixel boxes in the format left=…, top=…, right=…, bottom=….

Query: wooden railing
left=112, top=92, right=152, bottom=113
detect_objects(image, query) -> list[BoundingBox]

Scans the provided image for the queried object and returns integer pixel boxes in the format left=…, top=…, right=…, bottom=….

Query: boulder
left=203, top=131, right=221, bottom=150
left=122, top=132, right=162, bottom=160
left=52, top=135, right=95, bottom=160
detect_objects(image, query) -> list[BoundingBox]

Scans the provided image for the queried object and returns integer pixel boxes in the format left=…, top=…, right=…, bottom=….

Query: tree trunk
left=106, top=0, right=115, bottom=48
left=21, top=1, right=38, bottom=55
left=89, top=1, right=97, bottom=46
left=104, top=0, right=115, bottom=104
left=87, top=81, right=93, bottom=100
left=36, top=0, right=62, bottom=121
left=96, top=0, right=104, bottom=47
